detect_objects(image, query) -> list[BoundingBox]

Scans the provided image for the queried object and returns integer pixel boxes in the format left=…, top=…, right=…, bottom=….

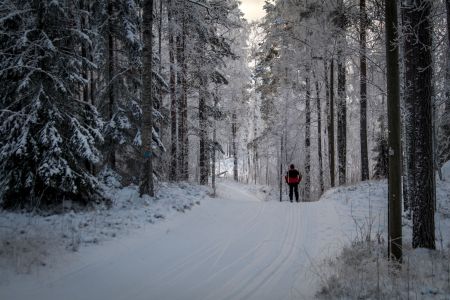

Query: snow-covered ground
left=317, top=162, right=450, bottom=299
left=0, top=179, right=350, bottom=300
left=1, top=163, right=449, bottom=299
left=0, top=182, right=208, bottom=284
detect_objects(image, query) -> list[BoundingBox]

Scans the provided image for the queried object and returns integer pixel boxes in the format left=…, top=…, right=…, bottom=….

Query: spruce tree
left=0, top=0, right=104, bottom=208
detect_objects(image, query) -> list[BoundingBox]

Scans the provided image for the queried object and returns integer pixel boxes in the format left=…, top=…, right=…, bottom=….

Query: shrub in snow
left=98, top=167, right=123, bottom=189
left=318, top=240, right=450, bottom=299
left=0, top=1, right=104, bottom=208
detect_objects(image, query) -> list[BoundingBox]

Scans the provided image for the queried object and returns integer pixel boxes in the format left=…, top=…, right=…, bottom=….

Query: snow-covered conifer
left=0, top=0, right=104, bottom=207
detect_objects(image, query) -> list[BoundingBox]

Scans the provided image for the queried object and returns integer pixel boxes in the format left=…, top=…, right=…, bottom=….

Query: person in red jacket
left=285, top=164, right=302, bottom=202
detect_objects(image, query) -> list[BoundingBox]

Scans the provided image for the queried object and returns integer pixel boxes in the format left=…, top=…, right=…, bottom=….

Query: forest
left=1, top=0, right=450, bottom=299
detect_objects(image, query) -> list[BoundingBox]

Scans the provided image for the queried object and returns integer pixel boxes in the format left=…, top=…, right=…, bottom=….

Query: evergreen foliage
left=372, top=128, right=388, bottom=179
left=0, top=0, right=104, bottom=207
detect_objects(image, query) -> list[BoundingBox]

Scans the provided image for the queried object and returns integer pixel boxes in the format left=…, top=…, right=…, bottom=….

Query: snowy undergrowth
left=317, top=162, right=450, bottom=299
left=0, top=181, right=208, bottom=282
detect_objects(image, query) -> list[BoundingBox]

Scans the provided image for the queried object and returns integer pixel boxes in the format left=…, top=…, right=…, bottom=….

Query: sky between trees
left=240, top=0, right=266, bottom=21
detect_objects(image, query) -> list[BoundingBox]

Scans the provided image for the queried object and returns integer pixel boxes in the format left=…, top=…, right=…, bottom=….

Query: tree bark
left=328, top=59, right=336, bottom=187
left=337, top=50, right=346, bottom=186
left=199, top=74, right=208, bottom=185
left=439, top=0, right=450, bottom=166
left=140, top=0, right=155, bottom=197
left=385, top=0, right=402, bottom=261
left=176, top=6, right=188, bottom=181
left=409, top=0, right=435, bottom=250
left=181, top=16, right=189, bottom=180
left=304, top=68, right=311, bottom=202
left=232, top=110, right=238, bottom=181
left=402, top=0, right=415, bottom=215
left=168, top=0, right=177, bottom=181
left=337, top=0, right=346, bottom=186
left=158, top=0, right=163, bottom=111
left=314, top=72, right=324, bottom=195
left=360, top=0, right=369, bottom=181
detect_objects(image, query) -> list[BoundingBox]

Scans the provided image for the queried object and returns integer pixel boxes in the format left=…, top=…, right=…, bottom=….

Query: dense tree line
left=0, top=0, right=247, bottom=208
left=252, top=0, right=449, bottom=258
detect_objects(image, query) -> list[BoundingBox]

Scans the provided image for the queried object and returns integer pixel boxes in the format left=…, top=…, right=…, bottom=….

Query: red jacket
left=285, top=169, right=302, bottom=184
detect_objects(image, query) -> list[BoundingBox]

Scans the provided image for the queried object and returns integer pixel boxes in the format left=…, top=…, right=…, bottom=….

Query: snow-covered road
left=1, top=181, right=345, bottom=300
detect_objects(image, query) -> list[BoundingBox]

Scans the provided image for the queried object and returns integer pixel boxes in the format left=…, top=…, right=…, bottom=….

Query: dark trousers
left=289, top=184, right=299, bottom=202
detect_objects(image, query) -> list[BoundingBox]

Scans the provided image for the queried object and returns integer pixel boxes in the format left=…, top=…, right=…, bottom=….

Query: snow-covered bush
left=0, top=1, right=104, bottom=208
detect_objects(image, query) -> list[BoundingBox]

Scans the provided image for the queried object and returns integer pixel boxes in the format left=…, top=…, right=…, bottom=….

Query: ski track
left=0, top=181, right=343, bottom=300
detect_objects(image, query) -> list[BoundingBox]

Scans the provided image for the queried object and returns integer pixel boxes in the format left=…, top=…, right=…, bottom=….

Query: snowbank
left=0, top=182, right=209, bottom=283
left=316, top=175, right=450, bottom=299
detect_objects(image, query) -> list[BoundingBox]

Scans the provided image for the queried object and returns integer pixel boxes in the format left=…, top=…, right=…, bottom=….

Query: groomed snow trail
left=1, top=181, right=345, bottom=300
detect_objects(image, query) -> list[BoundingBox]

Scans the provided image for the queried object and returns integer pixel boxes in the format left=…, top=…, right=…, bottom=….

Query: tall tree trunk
left=360, top=0, right=369, bottom=181
left=337, top=0, right=346, bottom=186
left=140, top=0, right=155, bottom=197
left=232, top=110, right=238, bottom=181
left=439, top=0, right=450, bottom=166
left=176, top=7, right=187, bottom=180
left=328, top=59, right=336, bottom=187
left=181, top=17, right=189, bottom=180
left=168, top=0, right=177, bottom=181
left=199, top=74, right=208, bottom=185
left=337, top=51, right=346, bottom=186
left=385, top=0, right=402, bottom=261
left=107, top=0, right=116, bottom=170
left=158, top=0, right=163, bottom=111
left=402, top=0, right=415, bottom=214
left=212, top=91, right=218, bottom=195
left=304, top=68, right=311, bottom=202
left=408, top=0, right=435, bottom=250
left=314, top=72, right=324, bottom=195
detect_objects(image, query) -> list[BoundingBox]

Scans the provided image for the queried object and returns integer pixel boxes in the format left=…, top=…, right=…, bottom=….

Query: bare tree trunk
left=328, top=58, right=336, bottom=187
left=337, top=0, right=346, bottom=186
left=385, top=0, right=402, bottom=261
left=232, top=110, right=238, bottom=181
left=360, top=0, right=369, bottom=181
left=408, top=0, right=435, bottom=250
left=439, top=0, right=450, bottom=167
left=314, top=73, right=324, bottom=196
left=212, top=91, right=218, bottom=196
left=168, top=0, right=177, bottom=181
left=140, top=0, right=155, bottom=197
left=181, top=17, right=189, bottom=180
left=158, top=0, right=163, bottom=111
left=402, top=0, right=415, bottom=215
left=199, top=73, right=208, bottom=185
left=176, top=6, right=188, bottom=181
left=280, top=136, right=283, bottom=202
left=304, top=68, right=311, bottom=202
